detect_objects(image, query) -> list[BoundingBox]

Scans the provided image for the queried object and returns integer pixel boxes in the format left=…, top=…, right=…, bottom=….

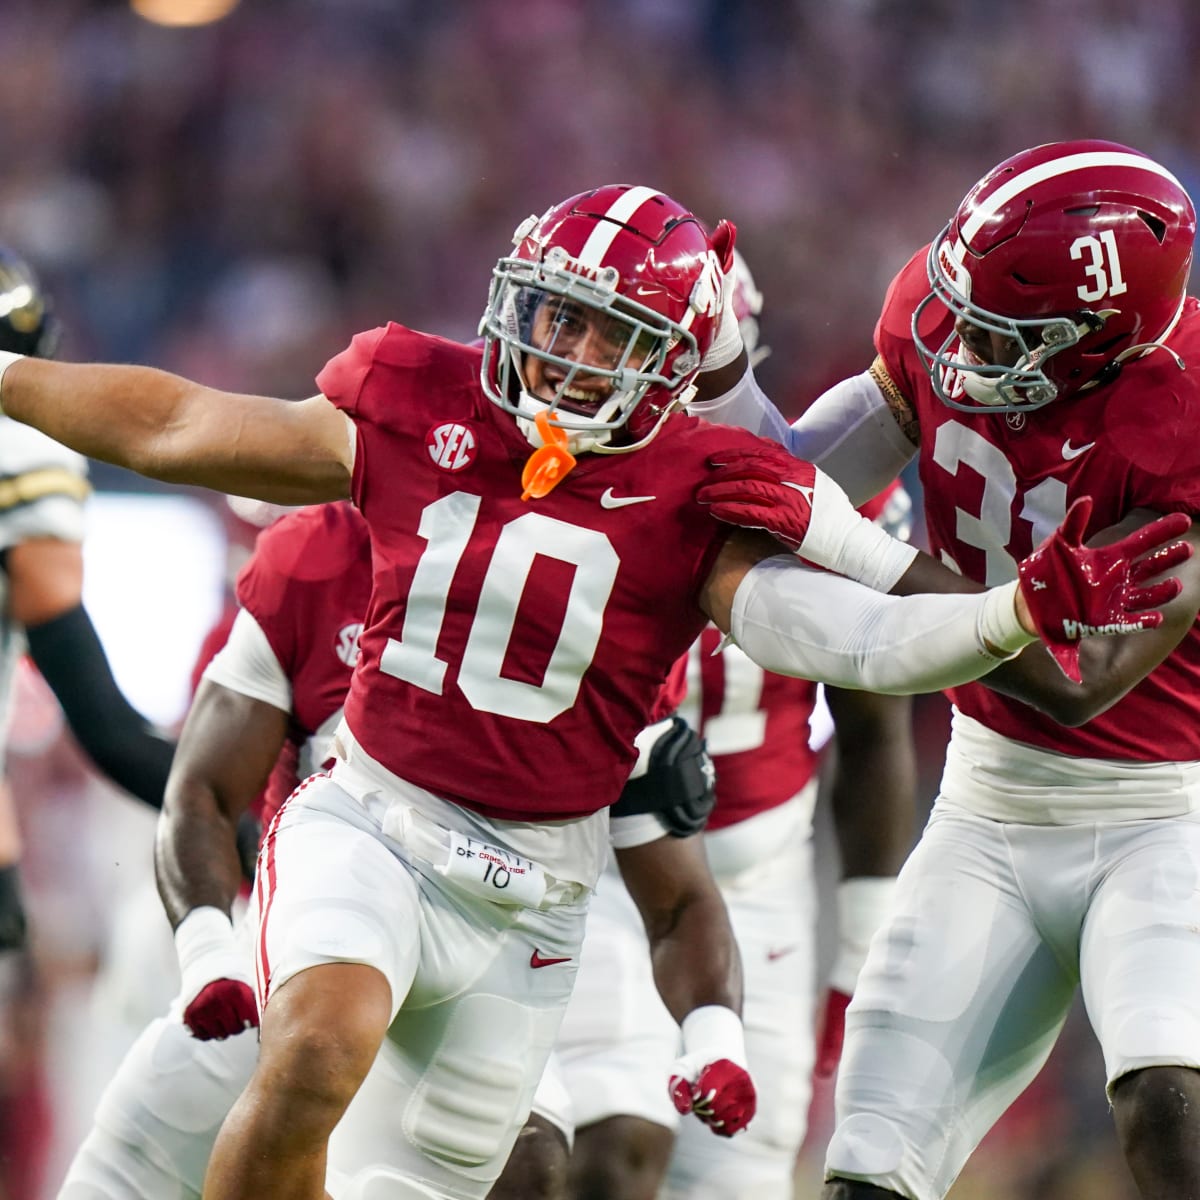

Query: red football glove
left=669, top=1056, right=758, bottom=1137
left=696, top=445, right=818, bottom=552
left=182, top=978, right=259, bottom=1041
left=174, top=906, right=259, bottom=1041
left=1017, top=497, right=1192, bottom=683
left=814, top=988, right=851, bottom=1080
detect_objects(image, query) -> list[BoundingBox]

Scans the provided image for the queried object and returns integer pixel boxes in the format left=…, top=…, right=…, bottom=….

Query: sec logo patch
left=426, top=422, right=477, bottom=472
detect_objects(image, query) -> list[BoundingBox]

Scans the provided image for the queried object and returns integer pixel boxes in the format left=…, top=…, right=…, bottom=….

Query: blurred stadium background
left=4, top=1, right=1199, bottom=1196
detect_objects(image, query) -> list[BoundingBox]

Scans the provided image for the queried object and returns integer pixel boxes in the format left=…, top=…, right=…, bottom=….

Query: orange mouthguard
left=521, top=410, right=577, bottom=501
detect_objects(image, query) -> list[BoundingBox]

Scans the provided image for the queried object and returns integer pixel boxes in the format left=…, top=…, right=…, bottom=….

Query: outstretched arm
left=0, top=356, right=352, bottom=505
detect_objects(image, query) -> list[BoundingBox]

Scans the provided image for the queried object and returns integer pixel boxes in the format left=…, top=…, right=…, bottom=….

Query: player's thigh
left=667, top=837, right=817, bottom=1199
left=570, top=1116, right=675, bottom=1200
left=328, top=891, right=587, bottom=1200
left=554, top=875, right=680, bottom=1132
left=487, top=1114, right=569, bottom=1200
left=57, top=1017, right=258, bottom=1200
left=256, top=779, right=424, bottom=1018
left=826, top=807, right=1077, bottom=1200
left=1082, top=813, right=1200, bottom=1087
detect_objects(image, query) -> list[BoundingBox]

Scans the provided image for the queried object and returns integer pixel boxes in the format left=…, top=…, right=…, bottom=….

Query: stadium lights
left=130, top=0, right=241, bottom=26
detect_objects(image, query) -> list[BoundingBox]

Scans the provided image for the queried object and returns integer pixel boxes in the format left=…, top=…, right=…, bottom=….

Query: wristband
left=828, top=877, right=897, bottom=994
left=680, top=1004, right=748, bottom=1070
left=799, top=472, right=918, bottom=592
left=977, top=580, right=1037, bottom=658
left=174, top=905, right=244, bottom=990
left=0, top=351, right=24, bottom=412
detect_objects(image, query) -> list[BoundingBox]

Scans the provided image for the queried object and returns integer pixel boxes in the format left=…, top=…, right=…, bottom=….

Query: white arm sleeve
left=730, top=556, right=1034, bottom=694
left=787, top=371, right=917, bottom=506
left=201, top=608, right=292, bottom=712
left=692, top=367, right=916, bottom=507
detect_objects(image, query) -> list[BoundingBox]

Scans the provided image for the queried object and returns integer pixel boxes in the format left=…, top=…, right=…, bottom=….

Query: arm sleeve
left=729, top=557, right=1033, bottom=694
left=786, top=371, right=917, bottom=506
left=26, top=605, right=174, bottom=810
left=691, top=366, right=916, bottom=508
left=201, top=608, right=292, bottom=712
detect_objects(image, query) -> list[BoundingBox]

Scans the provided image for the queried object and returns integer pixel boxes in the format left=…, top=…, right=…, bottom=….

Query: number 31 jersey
left=316, top=324, right=777, bottom=822
left=875, top=250, right=1200, bottom=762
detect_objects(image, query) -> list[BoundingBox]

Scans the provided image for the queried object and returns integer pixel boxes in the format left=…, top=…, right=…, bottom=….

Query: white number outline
left=378, top=492, right=619, bottom=723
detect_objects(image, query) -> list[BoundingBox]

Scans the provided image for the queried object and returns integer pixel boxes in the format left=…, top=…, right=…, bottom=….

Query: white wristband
left=173, top=905, right=251, bottom=1003
left=680, top=1004, right=748, bottom=1070
left=0, top=351, right=24, bottom=411
left=828, top=877, right=897, bottom=994
left=799, top=470, right=918, bottom=592
left=977, top=580, right=1036, bottom=658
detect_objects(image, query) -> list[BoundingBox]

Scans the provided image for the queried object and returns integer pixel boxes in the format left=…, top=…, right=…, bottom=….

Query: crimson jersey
left=875, top=250, right=1200, bottom=761
left=234, top=502, right=370, bottom=823
left=685, top=627, right=821, bottom=831
left=315, top=324, right=777, bottom=821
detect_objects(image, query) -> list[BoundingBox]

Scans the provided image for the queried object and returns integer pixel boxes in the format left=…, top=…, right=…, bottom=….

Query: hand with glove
left=697, top=444, right=818, bottom=552
left=814, top=877, right=896, bottom=1080
left=1017, top=497, right=1192, bottom=682
left=668, top=1005, right=757, bottom=1137
left=174, top=905, right=258, bottom=1040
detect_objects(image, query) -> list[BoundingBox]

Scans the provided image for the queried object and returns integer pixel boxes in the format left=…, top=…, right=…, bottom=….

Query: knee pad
left=405, top=994, right=536, bottom=1169
left=825, top=1112, right=908, bottom=1180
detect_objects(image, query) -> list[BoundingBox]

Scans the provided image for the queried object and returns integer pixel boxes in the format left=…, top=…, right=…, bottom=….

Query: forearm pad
left=27, top=605, right=175, bottom=809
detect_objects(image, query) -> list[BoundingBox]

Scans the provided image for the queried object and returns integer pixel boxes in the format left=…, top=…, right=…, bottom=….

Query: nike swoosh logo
left=600, top=487, right=657, bottom=509
left=782, top=482, right=814, bottom=504
left=1061, top=439, right=1096, bottom=461
left=767, top=945, right=799, bottom=962
left=530, top=950, right=572, bottom=969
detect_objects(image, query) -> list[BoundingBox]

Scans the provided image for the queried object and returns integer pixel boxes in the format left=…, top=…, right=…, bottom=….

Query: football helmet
left=480, top=185, right=735, bottom=453
left=913, top=140, right=1196, bottom=413
left=0, top=246, right=59, bottom=359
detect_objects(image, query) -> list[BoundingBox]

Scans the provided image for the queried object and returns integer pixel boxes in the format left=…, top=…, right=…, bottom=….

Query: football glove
left=612, top=716, right=716, bottom=838
left=696, top=444, right=818, bottom=552
left=1018, top=497, right=1192, bottom=682
left=668, top=1005, right=757, bottom=1137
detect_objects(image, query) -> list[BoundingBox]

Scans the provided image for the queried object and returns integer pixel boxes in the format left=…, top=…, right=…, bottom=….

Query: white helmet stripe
left=955, top=150, right=1185, bottom=252
left=577, top=186, right=661, bottom=267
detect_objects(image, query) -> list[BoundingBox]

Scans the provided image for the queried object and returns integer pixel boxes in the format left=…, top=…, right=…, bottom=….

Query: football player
left=554, top=257, right=919, bottom=1200
left=0, top=184, right=1184, bottom=1200
left=58, top=498, right=722, bottom=1200
left=692, top=140, right=1200, bottom=1200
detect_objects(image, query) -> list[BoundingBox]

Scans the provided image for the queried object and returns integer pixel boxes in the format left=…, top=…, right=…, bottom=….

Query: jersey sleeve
left=202, top=607, right=292, bottom=712
left=872, top=246, right=940, bottom=407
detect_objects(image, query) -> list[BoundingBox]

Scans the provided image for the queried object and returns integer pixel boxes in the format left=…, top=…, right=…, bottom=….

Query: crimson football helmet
left=480, top=185, right=735, bottom=453
left=913, top=140, right=1196, bottom=413
left=0, top=246, right=59, bottom=359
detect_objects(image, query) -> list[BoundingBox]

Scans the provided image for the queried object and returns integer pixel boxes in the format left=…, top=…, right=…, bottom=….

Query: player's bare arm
left=0, top=357, right=352, bottom=505
left=615, top=834, right=742, bottom=1024
left=157, top=680, right=289, bottom=928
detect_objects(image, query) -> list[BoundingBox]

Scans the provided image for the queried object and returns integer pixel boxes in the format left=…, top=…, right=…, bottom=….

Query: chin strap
left=521, top=410, right=577, bottom=500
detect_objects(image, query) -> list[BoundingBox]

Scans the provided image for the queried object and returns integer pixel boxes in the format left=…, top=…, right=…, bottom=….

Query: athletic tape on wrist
left=173, top=904, right=238, bottom=974
left=680, top=1004, right=748, bottom=1070
left=829, top=876, right=897, bottom=993
left=977, top=580, right=1036, bottom=658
